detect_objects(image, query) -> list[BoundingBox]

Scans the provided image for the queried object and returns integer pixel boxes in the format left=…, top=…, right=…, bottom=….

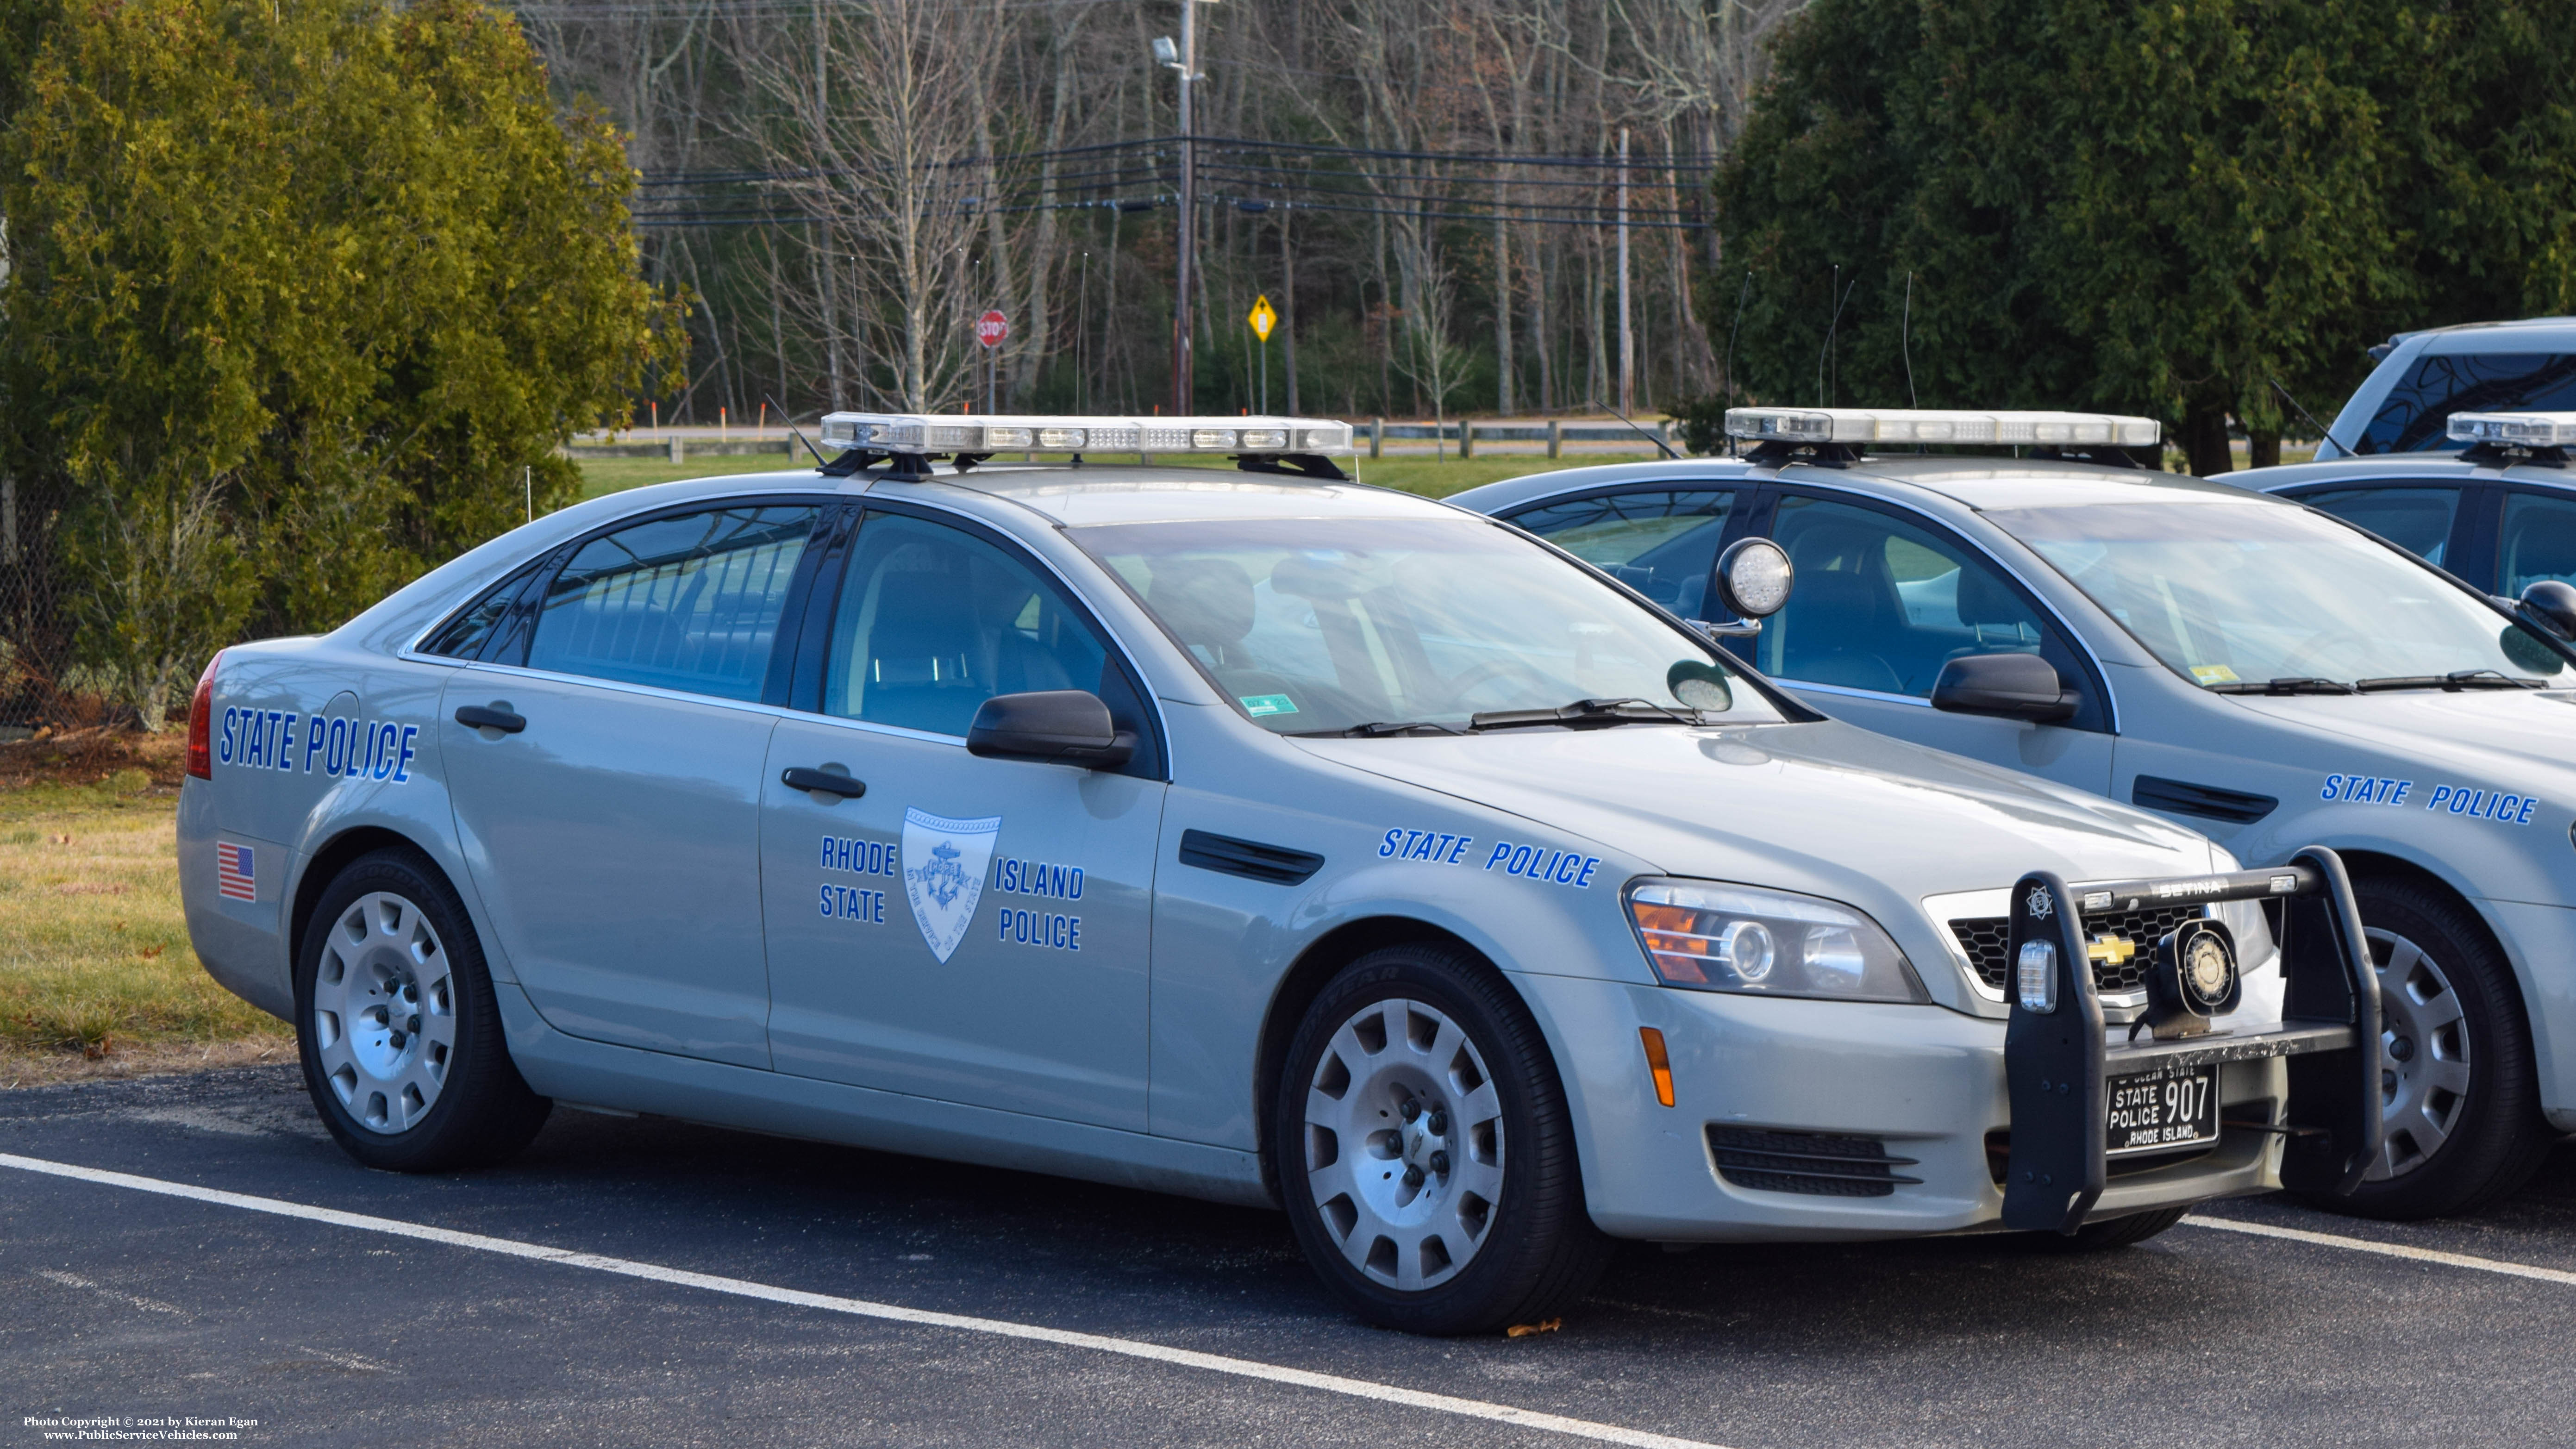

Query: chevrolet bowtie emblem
left=2085, top=933, right=2137, bottom=967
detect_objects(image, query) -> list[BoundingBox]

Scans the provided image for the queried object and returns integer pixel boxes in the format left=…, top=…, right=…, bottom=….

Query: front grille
left=1950, top=904, right=2211, bottom=995
left=1705, top=1128, right=1922, bottom=1197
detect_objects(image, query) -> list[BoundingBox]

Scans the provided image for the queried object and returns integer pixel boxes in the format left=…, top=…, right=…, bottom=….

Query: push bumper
left=1519, top=849, right=2381, bottom=1243
left=2002, top=847, right=2382, bottom=1233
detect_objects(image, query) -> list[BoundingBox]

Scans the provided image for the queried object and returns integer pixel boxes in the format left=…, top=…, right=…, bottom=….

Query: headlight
left=1625, top=880, right=1929, bottom=1003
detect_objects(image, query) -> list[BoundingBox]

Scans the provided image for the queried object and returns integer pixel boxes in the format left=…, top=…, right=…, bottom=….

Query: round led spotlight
left=2169, top=919, right=2241, bottom=1016
left=1716, top=537, right=1794, bottom=619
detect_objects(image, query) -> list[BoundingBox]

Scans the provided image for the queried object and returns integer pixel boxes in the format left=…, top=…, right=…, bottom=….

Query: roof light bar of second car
left=1724, top=407, right=2163, bottom=448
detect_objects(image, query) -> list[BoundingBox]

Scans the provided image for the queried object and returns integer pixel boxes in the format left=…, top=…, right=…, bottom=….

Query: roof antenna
left=1603, top=398, right=1681, bottom=459
left=1902, top=271, right=1918, bottom=409
left=2269, top=377, right=2359, bottom=458
left=1818, top=271, right=1856, bottom=408
left=1816, top=264, right=1836, bottom=406
left=1723, top=270, right=1751, bottom=456
left=767, top=394, right=831, bottom=469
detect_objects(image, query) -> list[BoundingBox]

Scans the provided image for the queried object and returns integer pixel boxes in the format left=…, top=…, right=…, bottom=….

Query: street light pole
left=1169, top=0, right=1202, bottom=415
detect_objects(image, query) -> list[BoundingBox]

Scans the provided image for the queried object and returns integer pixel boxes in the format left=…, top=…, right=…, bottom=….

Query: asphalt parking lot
left=5, top=1067, right=2573, bottom=1448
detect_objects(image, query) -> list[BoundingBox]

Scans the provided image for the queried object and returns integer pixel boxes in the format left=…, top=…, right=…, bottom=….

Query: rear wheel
left=295, top=849, right=550, bottom=1172
left=2295, top=877, right=2551, bottom=1220
left=1274, top=943, right=1609, bottom=1334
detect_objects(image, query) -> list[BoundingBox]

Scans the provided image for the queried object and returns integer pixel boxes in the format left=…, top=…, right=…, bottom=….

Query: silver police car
left=1455, top=405, right=2576, bottom=1220
left=178, top=413, right=2380, bottom=1333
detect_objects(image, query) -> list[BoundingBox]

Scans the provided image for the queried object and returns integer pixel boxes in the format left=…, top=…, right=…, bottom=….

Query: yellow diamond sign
left=1247, top=294, right=1277, bottom=342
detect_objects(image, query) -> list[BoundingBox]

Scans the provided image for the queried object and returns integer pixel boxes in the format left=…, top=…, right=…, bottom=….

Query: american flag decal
left=216, top=842, right=256, bottom=902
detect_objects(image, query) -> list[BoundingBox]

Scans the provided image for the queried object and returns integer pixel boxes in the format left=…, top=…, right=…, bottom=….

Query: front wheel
left=296, top=848, right=550, bottom=1172
left=1273, top=943, right=1608, bottom=1334
left=2295, top=877, right=2552, bottom=1220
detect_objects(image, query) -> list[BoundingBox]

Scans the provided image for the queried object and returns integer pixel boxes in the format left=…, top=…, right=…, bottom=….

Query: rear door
left=441, top=500, right=828, bottom=1070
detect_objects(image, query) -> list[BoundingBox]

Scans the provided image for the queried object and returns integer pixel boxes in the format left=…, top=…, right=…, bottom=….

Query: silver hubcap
left=312, top=892, right=456, bottom=1135
left=1302, top=998, right=1506, bottom=1292
left=2366, top=926, right=2471, bottom=1181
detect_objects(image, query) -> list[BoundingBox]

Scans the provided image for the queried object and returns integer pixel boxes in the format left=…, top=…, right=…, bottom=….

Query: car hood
left=1294, top=719, right=2216, bottom=911
left=2228, top=689, right=2576, bottom=792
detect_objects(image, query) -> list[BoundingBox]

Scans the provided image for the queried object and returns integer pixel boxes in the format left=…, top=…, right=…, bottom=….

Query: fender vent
left=1177, top=829, right=1324, bottom=886
left=2132, top=774, right=2279, bottom=824
left=1705, top=1127, right=1921, bottom=1197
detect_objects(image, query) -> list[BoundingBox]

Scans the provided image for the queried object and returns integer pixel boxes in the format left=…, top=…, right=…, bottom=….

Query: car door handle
left=781, top=767, right=867, bottom=799
left=453, top=705, right=526, bottom=734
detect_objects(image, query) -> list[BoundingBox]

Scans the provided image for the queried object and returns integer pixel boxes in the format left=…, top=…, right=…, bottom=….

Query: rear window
left=2357, top=352, right=2576, bottom=453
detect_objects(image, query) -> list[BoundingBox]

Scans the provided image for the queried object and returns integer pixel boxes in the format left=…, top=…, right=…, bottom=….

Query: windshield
left=1989, top=500, right=2572, bottom=689
left=1071, top=516, right=1783, bottom=734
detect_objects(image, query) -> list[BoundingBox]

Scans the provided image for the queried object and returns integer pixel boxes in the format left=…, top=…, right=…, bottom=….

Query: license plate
left=2105, top=1063, right=2220, bottom=1156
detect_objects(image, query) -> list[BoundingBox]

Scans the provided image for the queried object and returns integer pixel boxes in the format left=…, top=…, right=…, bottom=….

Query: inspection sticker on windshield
left=1239, top=694, right=1298, bottom=717
left=2188, top=664, right=2239, bottom=685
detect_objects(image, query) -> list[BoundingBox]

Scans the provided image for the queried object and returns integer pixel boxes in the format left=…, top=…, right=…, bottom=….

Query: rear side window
left=2358, top=352, right=2576, bottom=453
left=525, top=506, right=819, bottom=700
left=1505, top=489, right=1734, bottom=618
left=420, top=560, right=544, bottom=660
left=2296, top=486, right=2460, bottom=566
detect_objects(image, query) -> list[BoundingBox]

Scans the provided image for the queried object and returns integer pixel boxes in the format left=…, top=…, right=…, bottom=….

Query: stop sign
left=975, top=310, right=1010, bottom=349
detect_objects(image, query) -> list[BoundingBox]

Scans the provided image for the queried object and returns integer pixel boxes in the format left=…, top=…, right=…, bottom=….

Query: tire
left=294, top=848, right=550, bottom=1173
left=1273, top=943, right=1610, bottom=1335
left=2024, top=1206, right=2187, bottom=1253
left=2294, top=876, right=2552, bottom=1220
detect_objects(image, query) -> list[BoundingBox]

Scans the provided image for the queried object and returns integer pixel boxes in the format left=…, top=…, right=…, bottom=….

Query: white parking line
left=0, top=1152, right=1726, bottom=1449
left=2182, top=1214, right=2576, bottom=1287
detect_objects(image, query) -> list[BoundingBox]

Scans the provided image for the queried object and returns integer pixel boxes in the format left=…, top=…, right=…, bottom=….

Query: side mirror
left=966, top=690, right=1135, bottom=769
left=1715, top=537, right=1794, bottom=620
left=2519, top=579, right=2576, bottom=640
left=1931, top=653, right=2076, bottom=724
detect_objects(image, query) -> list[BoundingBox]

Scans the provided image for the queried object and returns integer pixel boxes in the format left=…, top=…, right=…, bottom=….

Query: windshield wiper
left=2203, top=676, right=2355, bottom=696
left=1288, top=719, right=1470, bottom=738
left=2352, top=669, right=2548, bottom=693
left=1468, top=697, right=1704, bottom=731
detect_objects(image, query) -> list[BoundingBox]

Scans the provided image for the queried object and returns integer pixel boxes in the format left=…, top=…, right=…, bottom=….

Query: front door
left=443, top=502, right=824, bottom=1070
left=1749, top=492, right=2118, bottom=793
left=760, top=506, right=1164, bottom=1131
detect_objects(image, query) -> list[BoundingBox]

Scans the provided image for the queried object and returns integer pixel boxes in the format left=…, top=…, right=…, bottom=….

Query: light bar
left=817, top=413, right=1353, bottom=456
left=1725, top=407, right=2161, bottom=448
left=2447, top=411, right=2576, bottom=447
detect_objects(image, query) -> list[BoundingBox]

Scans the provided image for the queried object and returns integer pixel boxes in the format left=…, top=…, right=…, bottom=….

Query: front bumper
left=1515, top=850, right=2382, bottom=1243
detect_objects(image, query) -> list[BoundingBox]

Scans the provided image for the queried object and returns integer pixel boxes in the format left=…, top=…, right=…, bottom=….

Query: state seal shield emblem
left=902, top=808, right=1001, bottom=963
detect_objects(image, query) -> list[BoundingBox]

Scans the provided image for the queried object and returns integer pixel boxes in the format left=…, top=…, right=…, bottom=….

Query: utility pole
left=1161, top=1, right=1209, bottom=414
left=1616, top=127, right=1633, bottom=418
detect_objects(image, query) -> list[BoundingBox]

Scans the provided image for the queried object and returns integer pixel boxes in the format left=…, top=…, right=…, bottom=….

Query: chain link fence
left=0, top=473, right=115, bottom=741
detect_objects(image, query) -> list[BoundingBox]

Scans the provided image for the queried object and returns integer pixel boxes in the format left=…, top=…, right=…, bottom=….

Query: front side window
left=525, top=506, right=819, bottom=700
left=1072, top=516, right=1783, bottom=735
left=2296, top=486, right=2460, bottom=567
left=1992, top=500, right=2571, bottom=688
left=823, top=512, right=1113, bottom=737
left=1756, top=496, right=2077, bottom=702
left=2358, top=352, right=2576, bottom=454
left=1505, top=488, right=1734, bottom=618
left=2501, top=491, right=2576, bottom=598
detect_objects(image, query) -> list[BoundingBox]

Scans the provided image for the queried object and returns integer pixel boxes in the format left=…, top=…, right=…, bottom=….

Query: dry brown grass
left=0, top=733, right=291, bottom=1086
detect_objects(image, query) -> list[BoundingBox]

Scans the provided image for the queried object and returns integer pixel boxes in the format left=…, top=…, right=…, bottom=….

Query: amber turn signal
left=1638, top=1027, right=1675, bottom=1108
